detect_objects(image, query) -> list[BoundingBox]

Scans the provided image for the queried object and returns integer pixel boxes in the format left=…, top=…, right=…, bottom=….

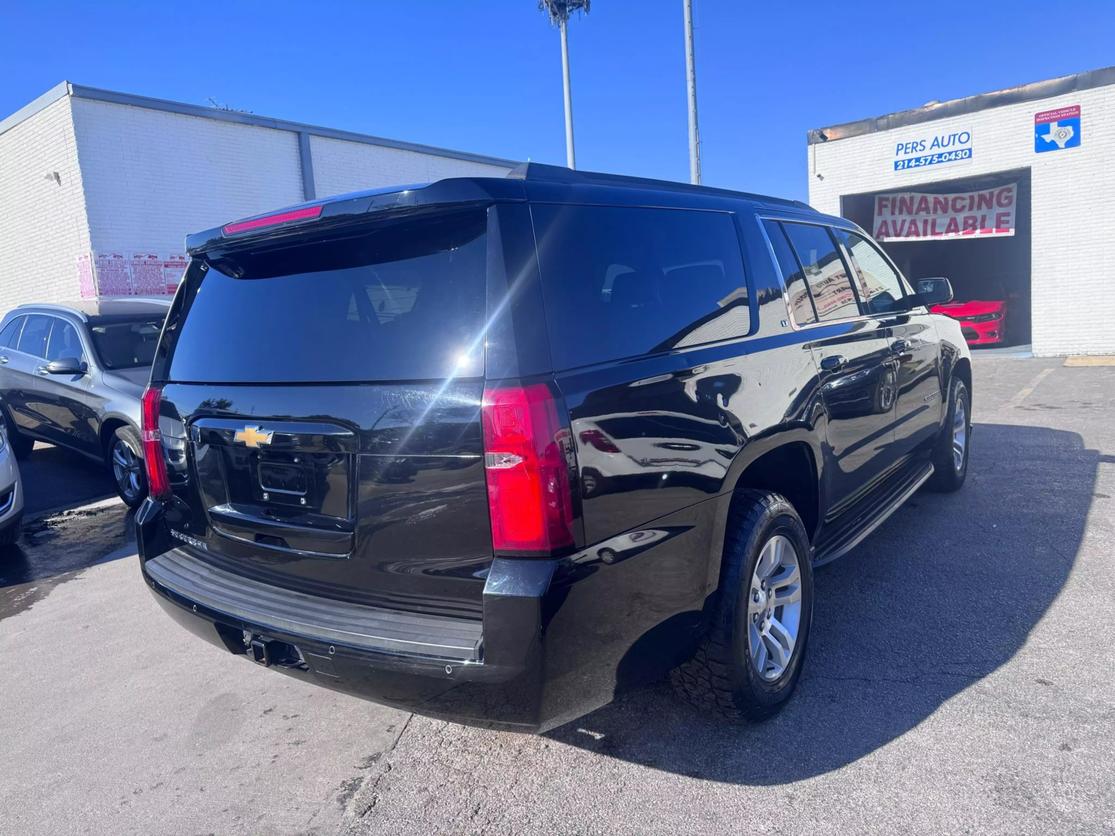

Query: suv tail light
left=141, top=385, right=171, bottom=500
left=481, top=383, right=575, bottom=555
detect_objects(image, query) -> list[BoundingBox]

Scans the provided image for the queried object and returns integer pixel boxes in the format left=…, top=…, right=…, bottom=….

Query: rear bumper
left=137, top=493, right=713, bottom=733
left=142, top=547, right=560, bottom=732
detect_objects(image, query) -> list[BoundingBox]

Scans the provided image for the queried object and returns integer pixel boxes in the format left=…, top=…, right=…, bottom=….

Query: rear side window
left=833, top=229, right=907, bottom=315
left=16, top=315, right=51, bottom=357
left=0, top=317, right=23, bottom=348
left=532, top=205, right=749, bottom=369
left=781, top=223, right=859, bottom=322
left=167, top=210, right=488, bottom=383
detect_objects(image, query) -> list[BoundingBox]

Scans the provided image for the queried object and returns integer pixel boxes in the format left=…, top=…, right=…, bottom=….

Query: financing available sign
left=873, top=183, right=1017, bottom=242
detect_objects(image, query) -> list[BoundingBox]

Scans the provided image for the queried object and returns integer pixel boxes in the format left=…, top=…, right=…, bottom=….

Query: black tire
left=0, top=512, right=21, bottom=547
left=926, top=376, right=970, bottom=493
left=107, top=425, right=147, bottom=509
left=2, top=411, right=34, bottom=460
left=670, top=490, right=814, bottom=722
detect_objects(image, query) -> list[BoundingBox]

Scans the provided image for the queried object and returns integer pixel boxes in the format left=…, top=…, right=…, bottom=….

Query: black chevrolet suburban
left=136, top=164, right=971, bottom=732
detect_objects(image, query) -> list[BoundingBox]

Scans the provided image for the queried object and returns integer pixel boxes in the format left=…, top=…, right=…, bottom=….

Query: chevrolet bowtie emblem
left=233, top=425, right=274, bottom=448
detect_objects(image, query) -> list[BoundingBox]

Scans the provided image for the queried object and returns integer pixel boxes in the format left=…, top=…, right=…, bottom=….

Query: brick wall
left=0, top=96, right=92, bottom=309
left=809, top=84, right=1115, bottom=356
left=310, top=135, right=511, bottom=199
left=72, top=98, right=305, bottom=258
left=1, top=86, right=513, bottom=309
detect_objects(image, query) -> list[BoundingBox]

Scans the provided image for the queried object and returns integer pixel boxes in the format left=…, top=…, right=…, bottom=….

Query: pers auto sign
left=893, top=130, right=973, bottom=172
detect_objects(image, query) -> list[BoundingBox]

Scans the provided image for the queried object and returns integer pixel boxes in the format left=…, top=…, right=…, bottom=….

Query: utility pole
left=683, top=0, right=701, bottom=184
left=560, top=16, right=576, bottom=169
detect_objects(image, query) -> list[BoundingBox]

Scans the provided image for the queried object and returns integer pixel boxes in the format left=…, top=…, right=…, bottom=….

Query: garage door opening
left=841, top=168, right=1032, bottom=348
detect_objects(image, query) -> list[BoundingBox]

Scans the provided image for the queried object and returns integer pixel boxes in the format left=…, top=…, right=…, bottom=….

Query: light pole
left=560, top=15, right=576, bottom=168
left=683, top=0, right=702, bottom=184
left=538, top=1, right=590, bottom=169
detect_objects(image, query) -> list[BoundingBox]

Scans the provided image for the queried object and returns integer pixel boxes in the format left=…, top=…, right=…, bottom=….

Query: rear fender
left=704, top=428, right=824, bottom=597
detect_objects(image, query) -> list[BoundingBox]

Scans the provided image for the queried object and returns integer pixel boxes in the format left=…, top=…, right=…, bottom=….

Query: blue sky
left=3, top=1, right=1113, bottom=201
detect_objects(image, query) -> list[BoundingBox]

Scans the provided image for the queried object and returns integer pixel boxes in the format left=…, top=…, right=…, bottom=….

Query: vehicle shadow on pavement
left=548, top=422, right=1098, bottom=784
left=19, top=442, right=115, bottom=516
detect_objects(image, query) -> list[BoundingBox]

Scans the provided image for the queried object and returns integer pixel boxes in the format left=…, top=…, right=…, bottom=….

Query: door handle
left=0, top=355, right=8, bottom=364
left=890, top=339, right=911, bottom=354
left=35, top=366, right=49, bottom=376
left=820, top=354, right=847, bottom=371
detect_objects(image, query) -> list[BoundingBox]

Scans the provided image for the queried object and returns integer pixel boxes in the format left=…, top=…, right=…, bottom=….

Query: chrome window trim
left=835, top=228, right=926, bottom=314
left=17, top=303, right=89, bottom=322
left=755, top=214, right=878, bottom=332
left=10, top=313, right=54, bottom=360
left=42, top=315, right=91, bottom=366
left=0, top=315, right=28, bottom=352
left=5, top=312, right=92, bottom=365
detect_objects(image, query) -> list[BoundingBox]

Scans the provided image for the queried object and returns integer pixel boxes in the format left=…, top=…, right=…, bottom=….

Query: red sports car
left=931, top=299, right=1008, bottom=346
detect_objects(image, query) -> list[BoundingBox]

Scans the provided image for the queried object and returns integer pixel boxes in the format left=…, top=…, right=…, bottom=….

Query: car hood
left=102, top=367, right=152, bottom=398
left=932, top=299, right=1007, bottom=317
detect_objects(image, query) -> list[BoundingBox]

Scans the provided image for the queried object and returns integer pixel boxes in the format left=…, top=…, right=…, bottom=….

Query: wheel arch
left=704, top=431, right=823, bottom=599
left=952, top=357, right=972, bottom=407
left=99, top=414, right=138, bottom=460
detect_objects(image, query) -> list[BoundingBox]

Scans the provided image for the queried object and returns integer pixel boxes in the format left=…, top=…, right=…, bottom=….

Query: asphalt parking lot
left=1, top=356, right=1112, bottom=835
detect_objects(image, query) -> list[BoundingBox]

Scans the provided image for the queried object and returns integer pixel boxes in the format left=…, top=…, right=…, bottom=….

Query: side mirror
left=46, top=357, right=87, bottom=376
left=913, top=277, right=954, bottom=307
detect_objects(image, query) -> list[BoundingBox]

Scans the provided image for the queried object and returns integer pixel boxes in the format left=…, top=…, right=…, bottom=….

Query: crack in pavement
left=351, top=713, right=413, bottom=819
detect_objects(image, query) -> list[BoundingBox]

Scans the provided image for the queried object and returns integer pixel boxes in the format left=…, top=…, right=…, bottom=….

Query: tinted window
left=16, top=315, right=51, bottom=357
left=763, top=220, right=817, bottom=325
left=782, top=223, right=859, bottom=322
left=533, top=205, right=749, bottom=369
left=89, top=318, right=161, bottom=369
left=45, top=320, right=85, bottom=362
left=834, top=229, right=907, bottom=315
left=0, top=317, right=23, bottom=348
left=169, top=210, right=487, bottom=383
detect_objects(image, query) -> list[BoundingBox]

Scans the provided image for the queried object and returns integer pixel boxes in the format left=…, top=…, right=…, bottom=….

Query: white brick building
left=0, top=82, right=516, bottom=310
left=808, top=66, right=1115, bottom=357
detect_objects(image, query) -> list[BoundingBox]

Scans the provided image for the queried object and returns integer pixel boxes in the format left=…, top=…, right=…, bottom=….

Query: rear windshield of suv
left=167, top=209, right=488, bottom=383
left=90, top=317, right=164, bottom=369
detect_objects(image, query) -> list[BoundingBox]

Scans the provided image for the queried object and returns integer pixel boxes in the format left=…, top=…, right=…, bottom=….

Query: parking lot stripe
left=1004, top=367, right=1055, bottom=410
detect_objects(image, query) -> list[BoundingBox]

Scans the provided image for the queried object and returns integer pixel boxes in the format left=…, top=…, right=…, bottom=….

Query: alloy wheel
left=746, top=534, right=803, bottom=681
left=112, top=439, right=143, bottom=502
left=952, top=392, right=968, bottom=472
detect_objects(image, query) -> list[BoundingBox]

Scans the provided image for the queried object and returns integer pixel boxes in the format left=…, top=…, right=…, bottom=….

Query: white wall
left=0, top=87, right=514, bottom=310
left=72, top=98, right=305, bottom=257
left=310, top=135, right=511, bottom=199
left=809, top=84, right=1115, bottom=357
left=0, top=96, right=92, bottom=308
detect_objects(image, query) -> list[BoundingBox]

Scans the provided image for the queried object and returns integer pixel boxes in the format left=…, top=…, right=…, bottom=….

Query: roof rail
left=16, top=302, right=88, bottom=321
left=506, top=162, right=811, bottom=209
